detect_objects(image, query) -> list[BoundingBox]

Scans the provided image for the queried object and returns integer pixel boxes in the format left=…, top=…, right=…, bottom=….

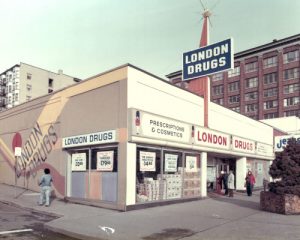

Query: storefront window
left=136, top=146, right=201, bottom=203
left=91, top=148, right=118, bottom=172
left=183, top=154, right=201, bottom=197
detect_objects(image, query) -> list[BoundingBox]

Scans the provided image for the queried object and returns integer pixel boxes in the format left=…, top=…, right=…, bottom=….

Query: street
left=0, top=202, right=76, bottom=240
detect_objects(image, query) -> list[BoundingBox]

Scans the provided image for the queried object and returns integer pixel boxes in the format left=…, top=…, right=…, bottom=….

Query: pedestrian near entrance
left=227, top=170, right=235, bottom=197
left=222, top=171, right=229, bottom=195
left=245, top=171, right=255, bottom=196
left=38, top=168, right=53, bottom=207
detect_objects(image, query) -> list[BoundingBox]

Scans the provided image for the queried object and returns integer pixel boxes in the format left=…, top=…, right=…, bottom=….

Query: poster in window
left=140, top=151, right=156, bottom=171
left=164, top=154, right=178, bottom=172
left=257, top=163, right=263, bottom=174
left=185, top=156, right=197, bottom=172
left=71, top=153, right=86, bottom=171
left=97, top=151, right=114, bottom=171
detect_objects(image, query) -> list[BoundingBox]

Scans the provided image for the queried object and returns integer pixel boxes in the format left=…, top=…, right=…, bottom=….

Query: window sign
left=140, top=151, right=156, bottom=172
left=257, top=163, right=263, bottom=174
left=97, top=151, right=114, bottom=171
left=71, top=153, right=86, bottom=171
left=164, top=154, right=178, bottom=172
left=185, top=156, right=197, bottom=172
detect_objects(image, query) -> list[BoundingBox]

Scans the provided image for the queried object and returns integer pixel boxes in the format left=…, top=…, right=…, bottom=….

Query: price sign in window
left=97, top=151, right=114, bottom=171
left=140, top=151, right=156, bottom=171
left=164, top=154, right=178, bottom=172
left=71, top=153, right=87, bottom=171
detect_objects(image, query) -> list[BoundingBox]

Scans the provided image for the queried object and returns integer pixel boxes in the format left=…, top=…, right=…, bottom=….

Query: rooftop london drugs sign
left=183, top=38, right=234, bottom=80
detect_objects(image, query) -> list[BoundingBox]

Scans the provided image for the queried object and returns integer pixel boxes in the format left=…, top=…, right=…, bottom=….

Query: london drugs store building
left=0, top=64, right=274, bottom=211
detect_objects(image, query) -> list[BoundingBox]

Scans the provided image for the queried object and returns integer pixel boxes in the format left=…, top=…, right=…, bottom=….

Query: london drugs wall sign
left=183, top=38, right=234, bottom=80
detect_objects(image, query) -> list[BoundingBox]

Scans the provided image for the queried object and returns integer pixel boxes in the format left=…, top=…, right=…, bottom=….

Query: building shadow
left=208, top=192, right=261, bottom=211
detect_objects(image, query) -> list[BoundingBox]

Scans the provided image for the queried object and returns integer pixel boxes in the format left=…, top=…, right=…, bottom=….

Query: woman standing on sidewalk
left=245, top=171, right=255, bottom=196
left=227, top=170, right=235, bottom=197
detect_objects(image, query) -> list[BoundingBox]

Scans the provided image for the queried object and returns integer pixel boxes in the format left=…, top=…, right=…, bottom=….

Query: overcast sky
left=0, top=0, right=299, bottom=80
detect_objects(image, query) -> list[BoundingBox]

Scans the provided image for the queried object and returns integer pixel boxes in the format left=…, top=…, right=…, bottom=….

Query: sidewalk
left=0, top=183, right=299, bottom=240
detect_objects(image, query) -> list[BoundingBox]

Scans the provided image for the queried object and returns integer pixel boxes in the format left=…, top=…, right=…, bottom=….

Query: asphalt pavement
left=0, top=183, right=299, bottom=240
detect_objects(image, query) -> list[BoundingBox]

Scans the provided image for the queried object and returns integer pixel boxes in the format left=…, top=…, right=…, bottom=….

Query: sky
left=0, top=0, right=299, bottom=80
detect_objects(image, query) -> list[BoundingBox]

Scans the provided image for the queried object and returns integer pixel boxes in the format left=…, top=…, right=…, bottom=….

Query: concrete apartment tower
left=0, top=63, right=80, bottom=111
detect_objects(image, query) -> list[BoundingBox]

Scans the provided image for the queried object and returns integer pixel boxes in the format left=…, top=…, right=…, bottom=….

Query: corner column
left=236, top=157, right=247, bottom=191
left=200, top=152, right=207, bottom=197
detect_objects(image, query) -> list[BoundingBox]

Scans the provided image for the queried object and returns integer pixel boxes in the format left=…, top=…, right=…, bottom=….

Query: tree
left=269, top=138, right=300, bottom=196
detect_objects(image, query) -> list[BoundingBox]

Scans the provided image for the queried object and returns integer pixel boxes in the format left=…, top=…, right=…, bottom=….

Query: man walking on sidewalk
left=38, top=168, right=53, bottom=207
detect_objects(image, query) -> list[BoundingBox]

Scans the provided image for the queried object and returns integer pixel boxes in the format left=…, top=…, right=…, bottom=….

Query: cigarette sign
left=183, top=38, right=234, bottom=80
left=140, top=151, right=156, bottom=172
left=97, top=151, right=114, bottom=171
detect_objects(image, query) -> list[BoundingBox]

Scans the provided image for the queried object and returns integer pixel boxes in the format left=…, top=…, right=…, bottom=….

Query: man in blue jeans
left=38, top=168, right=53, bottom=207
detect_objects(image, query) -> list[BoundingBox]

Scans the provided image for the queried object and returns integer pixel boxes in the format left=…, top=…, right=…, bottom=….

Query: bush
left=269, top=138, right=300, bottom=196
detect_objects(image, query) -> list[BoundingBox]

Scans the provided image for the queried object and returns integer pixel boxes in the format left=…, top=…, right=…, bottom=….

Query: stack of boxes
left=136, top=178, right=167, bottom=202
left=136, top=168, right=201, bottom=202
left=159, top=172, right=183, bottom=199
left=183, top=169, right=201, bottom=197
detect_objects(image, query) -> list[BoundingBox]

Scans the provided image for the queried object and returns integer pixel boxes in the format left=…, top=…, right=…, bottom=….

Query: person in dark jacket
left=222, top=171, right=229, bottom=195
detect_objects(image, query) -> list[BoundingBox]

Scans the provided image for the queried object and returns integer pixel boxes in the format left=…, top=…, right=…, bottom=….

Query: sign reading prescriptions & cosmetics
left=71, top=153, right=86, bottom=171
left=232, top=136, right=255, bottom=154
left=132, top=110, right=190, bottom=144
left=164, top=154, right=178, bottom=172
left=185, top=156, right=197, bottom=172
left=97, top=151, right=114, bottom=171
left=140, top=151, right=156, bottom=172
left=194, top=127, right=230, bottom=150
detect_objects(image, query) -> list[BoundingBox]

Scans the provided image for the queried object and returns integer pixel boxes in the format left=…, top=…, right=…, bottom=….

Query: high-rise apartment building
left=0, top=63, right=80, bottom=111
left=166, top=34, right=300, bottom=120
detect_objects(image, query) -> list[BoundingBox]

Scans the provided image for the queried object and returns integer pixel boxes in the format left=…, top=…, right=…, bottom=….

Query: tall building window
left=15, top=93, right=19, bottom=102
left=48, top=78, right=54, bottom=88
left=263, top=56, right=278, bottom=68
left=284, top=110, right=300, bottom=117
left=228, top=95, right=240, bottom=104
left=26, top=95, right=31, bottom=101
left=284, top=68, right=299, bottom=80
left=283, top=83, right=300, bottom=94
left=245, top=103, right=258, bottom=113
left=228, top=81, right=240, bottom=92
left=8, top=85, right=12, bottom=93
left=27, top=84, right=32, bottom=91
left=245, top=62, right=258, bottom=73
left=212, top=85, right=224, bottom=95
left=228, top=66, right=240, bottom=78
left=283, top=50, right=299, bottom=64
left=264, top=100, right=278, bottom=110
left=245, top=92, right=258, bottom=101
left=264, top=112, right=278, bottom=119
left=263, top=88, right=278, bottom=98
left=8, top=96, right=11, bottom=104
left=212, top=73, right=224, bottom=82
left=284, top=97, right=300, bottom=107
left=245, top=77, right=258, bottom=88
left=264, top=73, right=278, bottom=85
left=231, top=106, right=240, bottom=113
left=27, top=73, right=32, bottom=80
left=213, top=98, right=224, bottom=105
